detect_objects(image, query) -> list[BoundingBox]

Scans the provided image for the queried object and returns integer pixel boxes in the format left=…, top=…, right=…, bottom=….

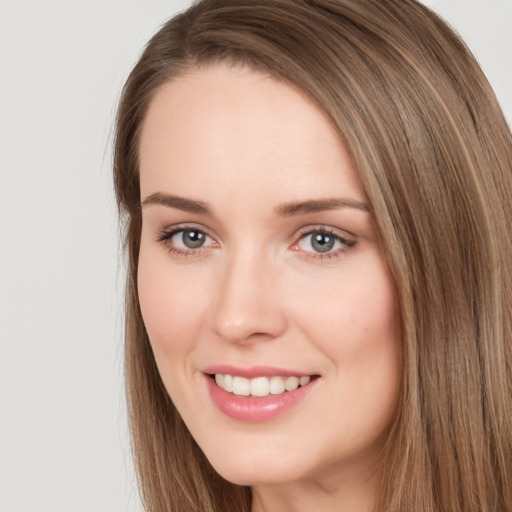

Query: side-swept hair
left=114, top=1, right=512, bottom=510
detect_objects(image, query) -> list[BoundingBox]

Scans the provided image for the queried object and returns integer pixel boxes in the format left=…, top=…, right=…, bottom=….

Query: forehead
left=138, top=64, right=365, bottom=204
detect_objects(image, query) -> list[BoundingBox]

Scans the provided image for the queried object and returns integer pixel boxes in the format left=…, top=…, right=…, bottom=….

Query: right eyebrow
left=141, top=192, right=210, bottom=215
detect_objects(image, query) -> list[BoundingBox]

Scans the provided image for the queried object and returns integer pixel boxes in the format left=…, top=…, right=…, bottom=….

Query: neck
left=250, top=463, right=379, bottom=512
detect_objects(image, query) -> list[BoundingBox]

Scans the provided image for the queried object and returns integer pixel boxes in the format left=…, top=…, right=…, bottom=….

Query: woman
left=113, top=0, right=512, bottom=510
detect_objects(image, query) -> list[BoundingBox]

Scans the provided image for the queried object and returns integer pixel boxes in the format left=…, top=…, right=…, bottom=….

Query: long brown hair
left=113, top=1, right=512, bottom=510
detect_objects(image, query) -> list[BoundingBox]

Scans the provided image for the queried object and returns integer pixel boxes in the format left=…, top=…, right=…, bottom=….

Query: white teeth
left=284, top=376, right=299, bottom=391
left=232, top=376, right=250, bottom=396
left=299, top=376, right=311, bottom=386
left=270, top=376, right=286, bottom=395
left=223, top=373, right=234, bottom=392
left=250, top=377, right=270, bottom=397
left=214, top=374, right=313, bottom=397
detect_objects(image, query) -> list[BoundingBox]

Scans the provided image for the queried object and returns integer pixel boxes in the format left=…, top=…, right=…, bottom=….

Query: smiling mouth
left=210, top=374, right=319, bottom=397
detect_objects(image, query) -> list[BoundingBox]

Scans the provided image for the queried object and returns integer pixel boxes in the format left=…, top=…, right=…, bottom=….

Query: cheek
left=337, top=266, right=401, bottom=429
left=137, top=247, right=207, bottom=361
left=336, top=263, right=400, bottom=390
left=290, top=254, right=398, bottom=353
left=289, top=254, right=401, bottom=420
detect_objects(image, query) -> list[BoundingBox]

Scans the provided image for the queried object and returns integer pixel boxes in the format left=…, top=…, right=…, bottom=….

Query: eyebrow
left=141, top=193, right=369, bottom=216
left=275, top=198, right=369, bottom=216
left=141, top=192, right=210, bottom=214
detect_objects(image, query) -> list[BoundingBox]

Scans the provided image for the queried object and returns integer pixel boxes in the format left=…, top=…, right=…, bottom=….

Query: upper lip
left=202, top=365, right=317, bottom=379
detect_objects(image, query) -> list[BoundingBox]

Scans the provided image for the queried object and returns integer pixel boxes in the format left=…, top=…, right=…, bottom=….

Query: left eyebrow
left=275, top=198, right=370, bottom=217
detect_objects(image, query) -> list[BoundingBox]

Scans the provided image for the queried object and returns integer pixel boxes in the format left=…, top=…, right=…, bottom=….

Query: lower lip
left=205, top=376, right=318, bottom=422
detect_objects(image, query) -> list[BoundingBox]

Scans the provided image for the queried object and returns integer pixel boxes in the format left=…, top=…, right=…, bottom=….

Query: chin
left=213, top=461, right=302, bottom=487
left=201, top=441, right=317, bottom=487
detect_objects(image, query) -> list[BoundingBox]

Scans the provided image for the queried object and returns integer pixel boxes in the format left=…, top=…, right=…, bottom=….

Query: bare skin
left=138, top=64, right=400, bottom=512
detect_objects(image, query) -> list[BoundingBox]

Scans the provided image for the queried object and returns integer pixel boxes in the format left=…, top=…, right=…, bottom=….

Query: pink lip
left=203, top=367, right=319, bottom=422
left=203, top=364, right=313, bottom=379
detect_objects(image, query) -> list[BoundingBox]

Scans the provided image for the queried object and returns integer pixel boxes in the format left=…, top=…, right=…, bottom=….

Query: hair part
left=114, top=1, right=512, bottom=510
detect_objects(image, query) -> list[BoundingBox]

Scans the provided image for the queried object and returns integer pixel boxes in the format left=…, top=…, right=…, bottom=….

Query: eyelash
left=155, top=225, right=356, bottom=260
left=156, top=225, right=216, bottom=259
left=292, top=226, right=356, bottom=260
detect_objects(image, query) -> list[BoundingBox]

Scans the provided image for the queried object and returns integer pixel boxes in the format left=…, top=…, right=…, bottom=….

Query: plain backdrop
left=0, top=1, right=510, bottom=511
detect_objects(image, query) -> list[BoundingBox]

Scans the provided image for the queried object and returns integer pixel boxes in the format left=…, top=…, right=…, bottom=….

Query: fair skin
left=137, top=64, right=401, bottom=512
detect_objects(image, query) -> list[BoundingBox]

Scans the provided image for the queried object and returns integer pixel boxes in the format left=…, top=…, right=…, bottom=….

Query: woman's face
left=138, top=64, right=401, bottom=500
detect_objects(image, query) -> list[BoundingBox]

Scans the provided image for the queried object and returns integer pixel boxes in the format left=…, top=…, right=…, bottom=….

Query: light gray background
left=0, top=1, right=510, bottom=511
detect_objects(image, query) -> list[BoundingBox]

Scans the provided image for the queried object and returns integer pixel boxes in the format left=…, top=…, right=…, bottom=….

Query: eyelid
left=295, top=224, right=356, bottom=240
left=156, top=223, right=202, bottom=240
left=155, top=223, right=219, bottom=257
left=154, top=222, right=356, bottom=260
left=291, top=225, right=357, bottom=258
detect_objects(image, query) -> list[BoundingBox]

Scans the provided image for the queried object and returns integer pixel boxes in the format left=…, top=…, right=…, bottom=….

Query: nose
left=211, top=250, right=288, bottom=344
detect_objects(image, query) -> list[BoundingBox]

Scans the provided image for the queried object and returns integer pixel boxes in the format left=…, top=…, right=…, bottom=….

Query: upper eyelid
left=155, top=223, right=215, bottom=241
left=156, top=226, right=217, bottom=257
left=294, top=224, right=356, bottom=241
left=154, top=223, right=356, bottom=247
left=295, top=229, right=355, bottom=249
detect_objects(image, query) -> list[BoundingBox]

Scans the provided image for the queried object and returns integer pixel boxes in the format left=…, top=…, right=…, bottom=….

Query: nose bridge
left=211, top=243, right=286, bottom=343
